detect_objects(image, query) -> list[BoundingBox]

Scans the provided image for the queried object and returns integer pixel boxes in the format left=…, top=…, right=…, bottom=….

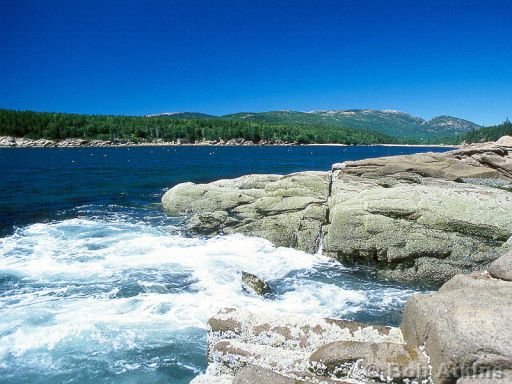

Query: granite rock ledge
left=162, top=138, right=512, bottom=285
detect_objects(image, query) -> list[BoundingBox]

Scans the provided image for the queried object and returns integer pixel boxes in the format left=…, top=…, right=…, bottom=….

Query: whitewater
left=0, top=146, right=445, bottom=383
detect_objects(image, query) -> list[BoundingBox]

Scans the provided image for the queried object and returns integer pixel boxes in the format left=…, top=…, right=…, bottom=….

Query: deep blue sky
left=1, top=0, right=511, bottom=125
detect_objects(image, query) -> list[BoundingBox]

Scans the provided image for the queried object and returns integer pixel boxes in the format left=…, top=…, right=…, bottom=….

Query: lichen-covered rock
left=401, top=287, right=512, bottom=384
left=323, top=175, right=512, bottom=285
left=488, top=251, right=512, bottom=281
left=162, top=141, right=512, bottom=285
left=162, top=171, right=330, bottom=253
left=242, top=271, right=270, bottom=295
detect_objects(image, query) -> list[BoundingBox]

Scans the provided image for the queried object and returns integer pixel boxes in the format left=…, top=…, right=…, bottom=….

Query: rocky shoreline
left=161, top=136, right=512, bottom=383
left=0, top=135, right=459, bottom=148
left=0, top=136, right=299, bottom=148
left=191, top=256, right=512, bottom=384
left=162, top=136, right=512, bottom=285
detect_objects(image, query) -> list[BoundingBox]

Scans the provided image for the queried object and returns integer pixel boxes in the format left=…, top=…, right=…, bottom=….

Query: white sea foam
left=0, top=218, right=417, bottom=376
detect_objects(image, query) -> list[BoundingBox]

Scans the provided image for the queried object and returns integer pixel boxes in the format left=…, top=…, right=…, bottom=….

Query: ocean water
left=0, top=146, right=451, bottom=384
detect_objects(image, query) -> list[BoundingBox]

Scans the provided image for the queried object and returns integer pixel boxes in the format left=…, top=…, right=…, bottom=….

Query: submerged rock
left=242, top=271, right=270, bottom=295
left=162, top=140, right=512, bottom=285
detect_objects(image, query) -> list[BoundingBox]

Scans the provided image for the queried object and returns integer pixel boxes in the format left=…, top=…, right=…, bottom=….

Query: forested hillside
left=0, top=109, right=396, bottom=145
left=223, top=109, right=480, bottom=139
left=462, top=120, right=512, bottom=143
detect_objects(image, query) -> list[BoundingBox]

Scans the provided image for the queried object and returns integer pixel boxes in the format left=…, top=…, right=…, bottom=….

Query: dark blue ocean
left=0, top=145, right=451, bottom=384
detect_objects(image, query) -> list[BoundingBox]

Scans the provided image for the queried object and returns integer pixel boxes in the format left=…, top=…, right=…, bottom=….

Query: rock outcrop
left=192, top=308, right=406, bottom=383
left=401, top=262, right=512, bottom=384
left=162, top=172, right=330, bottom=253
left=193, top=261, right=512, bottom=384
left=180, top=139, right=512, bottom=384
left=162, top=139, right=512, bottom=285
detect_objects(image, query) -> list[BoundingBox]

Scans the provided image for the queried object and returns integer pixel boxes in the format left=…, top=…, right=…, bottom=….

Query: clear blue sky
left=1, top=0, right=511, bottom=125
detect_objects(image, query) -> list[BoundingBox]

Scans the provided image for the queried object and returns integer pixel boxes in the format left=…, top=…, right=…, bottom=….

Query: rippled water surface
left=0, top=146, right=450, bottom=384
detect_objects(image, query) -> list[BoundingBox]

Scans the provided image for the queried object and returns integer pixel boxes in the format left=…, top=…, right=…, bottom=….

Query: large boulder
left=439, top=271, right=512, bottom=291
left=488, top=251, right=512, bottom=281
left=401, top=287, right=512, bottom=384
left=309, top=340, right=429, bottom=382
left=496, top=135, right=512, bottom=147
left=162, top=172, right=330, bottom=253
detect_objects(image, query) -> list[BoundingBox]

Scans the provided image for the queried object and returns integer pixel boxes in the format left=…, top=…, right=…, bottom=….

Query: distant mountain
left=146, top=112, right=218, bottom=119
left=421, top=115, right=481, bottom=136
left=222, top=109, right=481, bottom=139
left=144, top=109, right=481, bottom=141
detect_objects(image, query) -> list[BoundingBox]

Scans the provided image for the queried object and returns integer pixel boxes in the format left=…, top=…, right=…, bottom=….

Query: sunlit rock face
left=163, top=138, right=512, bottom=286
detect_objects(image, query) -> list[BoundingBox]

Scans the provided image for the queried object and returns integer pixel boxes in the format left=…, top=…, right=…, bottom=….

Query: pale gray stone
left=309, top=340, right=429, bottom=382
left=488, top=251, right=512, bottom=281
left=401, top=287, right=512, bottom=384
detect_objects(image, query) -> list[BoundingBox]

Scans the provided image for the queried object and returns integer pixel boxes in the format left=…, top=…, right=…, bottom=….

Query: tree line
left=0, top=109, right=396, bottom=145
left=461, top=119, right=512, bottom=143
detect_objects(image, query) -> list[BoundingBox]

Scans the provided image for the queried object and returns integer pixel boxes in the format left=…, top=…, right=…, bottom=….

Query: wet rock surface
left=194, top=265, right=512, bottom=383
left=241, top=271, right=271, bottom=295
left=309, top=340, right=429, bottom=382
left=192, top=308, right=404, bottom=383
left=232, top=364, right=304, bottom=384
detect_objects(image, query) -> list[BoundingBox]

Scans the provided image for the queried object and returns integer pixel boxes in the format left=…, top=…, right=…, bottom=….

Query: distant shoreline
left=310, top=143, right=460, bottom=148
left=0, top=136, right=461, bottom=149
